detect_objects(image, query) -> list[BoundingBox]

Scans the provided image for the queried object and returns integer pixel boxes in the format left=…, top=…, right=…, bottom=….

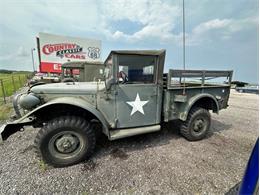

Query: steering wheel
left=119, top=71, right=128, bottom=84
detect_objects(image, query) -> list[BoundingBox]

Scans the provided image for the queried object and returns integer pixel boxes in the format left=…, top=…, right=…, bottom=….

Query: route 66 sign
left=88, top=47, right=100, bottom=59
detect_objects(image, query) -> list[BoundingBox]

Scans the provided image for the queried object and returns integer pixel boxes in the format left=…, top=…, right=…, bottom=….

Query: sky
left=0, top=0, right=258, bottom=83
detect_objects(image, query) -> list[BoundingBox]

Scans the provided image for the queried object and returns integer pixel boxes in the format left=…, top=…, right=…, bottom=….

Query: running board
left=109, top=125, right=161, bottom=140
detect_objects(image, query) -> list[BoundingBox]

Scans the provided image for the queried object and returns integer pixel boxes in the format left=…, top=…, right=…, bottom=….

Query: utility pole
left=182, top=0, right=186, bottom=95
left=31, top=48, right=36, bottom=72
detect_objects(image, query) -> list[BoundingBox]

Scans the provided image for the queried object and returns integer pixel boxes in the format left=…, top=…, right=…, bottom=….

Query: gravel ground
left=0, top=90, right=258, bottom=194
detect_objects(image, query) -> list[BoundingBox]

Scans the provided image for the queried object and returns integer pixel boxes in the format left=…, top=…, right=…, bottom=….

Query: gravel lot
left=0, top=90, right=258, bottom=194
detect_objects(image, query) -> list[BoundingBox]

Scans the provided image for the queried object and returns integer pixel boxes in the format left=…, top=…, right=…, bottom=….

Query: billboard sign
left=38, top=32, right=101, bottom=73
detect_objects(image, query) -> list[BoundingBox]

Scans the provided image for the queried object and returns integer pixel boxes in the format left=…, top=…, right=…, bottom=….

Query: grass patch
left=0, top=72, right=31, bottom=97
left=0, top=102, right=12, bottom=120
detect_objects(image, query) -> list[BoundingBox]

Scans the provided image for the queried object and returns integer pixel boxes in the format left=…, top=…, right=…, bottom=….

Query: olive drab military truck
left=0, top=50, right=233, bottom=167
left=61, top=61, right=104, bottom=82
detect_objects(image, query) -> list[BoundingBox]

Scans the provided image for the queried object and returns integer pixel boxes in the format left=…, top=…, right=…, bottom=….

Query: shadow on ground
left=210, top=119, right=232, bottom=133
left=91, top=119, right=232, bottom=162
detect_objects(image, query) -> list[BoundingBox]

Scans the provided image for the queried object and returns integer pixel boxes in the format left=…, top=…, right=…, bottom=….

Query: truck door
left=115, top=54, right=161, bottom=128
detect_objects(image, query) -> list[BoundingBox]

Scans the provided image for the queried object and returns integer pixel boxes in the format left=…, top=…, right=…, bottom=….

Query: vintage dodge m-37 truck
left=0, top=50, right=233, bottom=167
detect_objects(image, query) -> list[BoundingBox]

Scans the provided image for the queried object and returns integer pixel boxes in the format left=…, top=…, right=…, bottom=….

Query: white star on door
left=126, top=93, right=149, bottom=116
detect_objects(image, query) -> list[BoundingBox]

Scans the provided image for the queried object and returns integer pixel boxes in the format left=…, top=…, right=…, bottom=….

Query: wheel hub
left=55, top=134, right=79, bottom=153
left=193, top=119, right=204, bottom=132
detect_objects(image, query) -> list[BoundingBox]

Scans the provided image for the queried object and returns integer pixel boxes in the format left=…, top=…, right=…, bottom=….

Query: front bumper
left=0, top=93, right=27, bottom=142
left=1, top=92, right=43, bottom=142
left=0, top=124, right=21, bottom=142
left=0, top=117, right=35, bottom=142
left=0, top=124, right=6, bottom=142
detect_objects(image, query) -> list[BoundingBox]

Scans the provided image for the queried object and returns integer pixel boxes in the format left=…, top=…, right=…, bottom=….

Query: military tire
left=34, top=116, right=96, bottom=167
left=180, top=107, right=211, bottom=141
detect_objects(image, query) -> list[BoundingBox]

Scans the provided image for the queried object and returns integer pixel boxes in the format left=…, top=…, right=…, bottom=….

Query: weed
left=39, top=160, right=48, bottom=171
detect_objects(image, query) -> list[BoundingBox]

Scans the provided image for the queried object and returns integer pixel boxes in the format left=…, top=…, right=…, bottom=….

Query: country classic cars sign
left=38, top=32, right=101, bottom=73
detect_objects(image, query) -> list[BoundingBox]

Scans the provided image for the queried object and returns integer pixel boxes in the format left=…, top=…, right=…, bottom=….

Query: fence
left=0, top=74, right=30, bottom=104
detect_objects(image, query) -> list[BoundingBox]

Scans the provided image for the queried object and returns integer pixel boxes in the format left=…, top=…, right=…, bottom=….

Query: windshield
left=62, top=68, right=80, bottom=79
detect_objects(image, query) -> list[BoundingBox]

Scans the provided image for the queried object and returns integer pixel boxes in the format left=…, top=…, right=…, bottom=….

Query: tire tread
left=180, top=107, right=211, bottom=141
left=34, top=116, right=96, bottom=167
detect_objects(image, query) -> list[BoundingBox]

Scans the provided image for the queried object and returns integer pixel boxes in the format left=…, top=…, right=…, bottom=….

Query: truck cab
left=99, top=50, right=165, bottom=131
left=61, top=61, right=104, bottom=82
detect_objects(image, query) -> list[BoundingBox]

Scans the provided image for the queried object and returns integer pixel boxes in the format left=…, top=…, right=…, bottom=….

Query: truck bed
left=162, top=69, right=233, bottom=122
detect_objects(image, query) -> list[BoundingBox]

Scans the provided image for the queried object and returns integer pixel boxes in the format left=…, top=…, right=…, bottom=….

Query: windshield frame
left=104, top=54, right=115, bottom=84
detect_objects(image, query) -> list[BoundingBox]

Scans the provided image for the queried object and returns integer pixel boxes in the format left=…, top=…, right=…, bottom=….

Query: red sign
left=38, top=33, right=101, bottom=73
left=40, top=62, right=62, bottom=73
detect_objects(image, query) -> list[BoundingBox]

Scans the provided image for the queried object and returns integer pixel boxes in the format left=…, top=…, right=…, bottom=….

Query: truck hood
left=30, top=82, right=105, bottom=94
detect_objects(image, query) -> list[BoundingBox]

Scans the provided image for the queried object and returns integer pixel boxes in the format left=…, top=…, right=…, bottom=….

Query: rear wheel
left=180, top=107, right=211, bottom=141
left=34, top=116, right=96, bottom=167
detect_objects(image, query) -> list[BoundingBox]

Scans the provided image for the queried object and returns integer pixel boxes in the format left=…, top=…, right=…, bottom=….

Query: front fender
left=37, top=97, right=109, bottom=132
left=1, top=97, right=109, bottom=141
left=179, top=93, right=219, bottom=121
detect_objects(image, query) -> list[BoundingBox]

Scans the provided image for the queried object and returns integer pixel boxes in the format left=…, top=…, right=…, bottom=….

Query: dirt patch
left=81, top=160, right=97, bottom=171
left=110, top=148, right=129, bottom=160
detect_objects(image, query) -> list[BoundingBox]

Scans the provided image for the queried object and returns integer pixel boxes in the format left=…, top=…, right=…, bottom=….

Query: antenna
left=182, top=0, right=186, bottom=95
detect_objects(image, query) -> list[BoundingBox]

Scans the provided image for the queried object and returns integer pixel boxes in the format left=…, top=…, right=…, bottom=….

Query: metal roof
left=109, top=49, right=166, bottom=56
left=62, top=61, right=104, bottom=68
left=104, top=49, right=166, bottom=63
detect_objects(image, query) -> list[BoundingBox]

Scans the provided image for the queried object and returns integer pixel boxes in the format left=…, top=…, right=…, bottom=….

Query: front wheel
left=180, top=107, right=211, bottom=141
left=34, top=116, right=96, bottom=167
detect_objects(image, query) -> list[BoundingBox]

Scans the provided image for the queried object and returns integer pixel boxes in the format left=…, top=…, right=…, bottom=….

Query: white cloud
left=0, top=0, right=257, bottom=46
left=186, top=16, right=258, bottom=46
left=192, top=19, right=232, bottom=34
left=0, top=0, right=179, bottom=44
left=101, top=0, right=180, bottom=26
left=0, top=0, right=258, bottom=71
left=100, top=0, right=181, bottom=42
left=99, top=1, right=258, bottom=45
